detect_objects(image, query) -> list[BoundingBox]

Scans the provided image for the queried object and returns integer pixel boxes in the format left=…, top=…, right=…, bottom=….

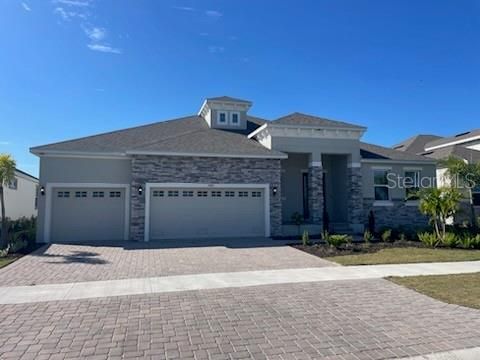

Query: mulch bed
left=292, top=240, right=425, bottom=258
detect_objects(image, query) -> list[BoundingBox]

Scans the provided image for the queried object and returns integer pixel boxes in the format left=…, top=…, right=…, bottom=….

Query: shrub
left=326, top=234, right=352, bottom=248
left=302, top=229, right=310, bottom=246
left=9, top=238, right=27, bottom=253
left=418, top=232, right=439, bottom=248
left=381, top=229, right=392, bottom=243
left=441, top=232, right=458, bottom=248
left=399, top=233, right=406, bottom=242
left=363, top=230, right=374, bottom=243
left=459, top=234, right=480, bottom=249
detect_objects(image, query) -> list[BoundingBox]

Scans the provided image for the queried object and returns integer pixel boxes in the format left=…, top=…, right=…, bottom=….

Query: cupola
left=198, top=96, right=252, bottom=130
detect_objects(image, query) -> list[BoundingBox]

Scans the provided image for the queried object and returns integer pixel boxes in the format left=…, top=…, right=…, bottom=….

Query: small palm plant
left=0, top=154, right=16, bottom=250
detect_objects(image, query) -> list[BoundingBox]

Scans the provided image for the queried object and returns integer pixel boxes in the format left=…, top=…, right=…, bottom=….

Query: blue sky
left=1, top=0, right=480, bottom=176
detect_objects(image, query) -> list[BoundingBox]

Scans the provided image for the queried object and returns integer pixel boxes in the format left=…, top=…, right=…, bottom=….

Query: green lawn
left=390, top=273, right=480, bottom=309
left=327, top=247, right=480, bottom=265
left=0, top=257, right=18, bottom=269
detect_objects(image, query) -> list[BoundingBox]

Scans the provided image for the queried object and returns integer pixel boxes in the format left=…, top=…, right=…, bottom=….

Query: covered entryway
left=50, top=187, right=128, bottom=242
left=147, top=184, right=269, bottom=240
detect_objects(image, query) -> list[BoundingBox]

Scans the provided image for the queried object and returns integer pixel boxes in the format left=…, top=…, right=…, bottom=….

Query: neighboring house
left=3, top=169, right=38, bottom=220
left=31, top=96, right=436, bottom=243
left=394, top=129, right=480, bottom=222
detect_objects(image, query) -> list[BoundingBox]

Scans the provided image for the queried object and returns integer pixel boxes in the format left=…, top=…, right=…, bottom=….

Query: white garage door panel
left=150, top=188, right=265, bottom=239
left=51, top=188, right=125, bottom=242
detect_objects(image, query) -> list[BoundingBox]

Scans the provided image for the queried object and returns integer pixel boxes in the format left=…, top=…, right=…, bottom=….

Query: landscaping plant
left=381, top=229, right=392, bottom=243
left=441, top=232, right=458, bottom=248
left=0, top=154, right=16, bottom=250
left=418, top=232, right=439, bottom=248
left=418, top=187, right=463, bottom=244
left=363, top=229, right=374, bottom=243
left=326, top=234, right=352, bottom=248
left=302, top=229, right=310, bottom=246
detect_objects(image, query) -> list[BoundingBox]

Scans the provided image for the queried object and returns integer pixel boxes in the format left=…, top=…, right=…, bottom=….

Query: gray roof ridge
left=129, top=128, right=209, bottom=151
left=31, top=114, right=200, bottom=151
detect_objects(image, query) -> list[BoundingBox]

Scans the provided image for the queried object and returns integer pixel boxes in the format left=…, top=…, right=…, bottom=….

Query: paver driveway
left=0, top=239, right=334, bottom=286
left=1, top=279, right=480, bottom=360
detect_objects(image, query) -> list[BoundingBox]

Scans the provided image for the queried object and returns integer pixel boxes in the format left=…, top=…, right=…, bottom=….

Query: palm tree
left=439, top=155, right=480, bottom=228
left=0, top=154, right=16, bottom=249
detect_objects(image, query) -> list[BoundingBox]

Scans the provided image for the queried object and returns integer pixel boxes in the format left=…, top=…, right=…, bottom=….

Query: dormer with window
left=199, top=96, right=252, bottom=130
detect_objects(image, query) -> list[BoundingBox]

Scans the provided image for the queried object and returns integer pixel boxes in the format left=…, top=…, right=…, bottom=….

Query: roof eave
left=125, top=150, right=287, bottom=159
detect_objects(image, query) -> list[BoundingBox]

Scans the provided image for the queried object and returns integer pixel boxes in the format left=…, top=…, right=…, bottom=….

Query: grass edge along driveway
left=389, top=272, right=480, bottom=310
left=327, top=247, right=480, bottom=266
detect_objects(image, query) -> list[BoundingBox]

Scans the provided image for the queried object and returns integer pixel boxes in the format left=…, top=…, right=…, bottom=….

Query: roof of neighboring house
left=392, top=134, right=443, bottom=154
left=206, top=96, right=252, bottom=104
left=272, top=112, right=365, bottom=129
left=15, top=168, right=38, bottom=181
left=420, top=145, right=480, bottom=164
left=425, top=129, right=480, bottom=150
left=31, top=115, right=286, bottom=158
left=360, top=142, right=435, bottom=162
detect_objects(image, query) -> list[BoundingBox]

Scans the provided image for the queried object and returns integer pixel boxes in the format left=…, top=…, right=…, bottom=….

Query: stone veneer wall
left=347, top=167, right=364, bottom=232
left=308, top=166, right=324, bottom=227
left=131, top=155, right=282, bottom=241
left=363, top=199, right=429, bottom=231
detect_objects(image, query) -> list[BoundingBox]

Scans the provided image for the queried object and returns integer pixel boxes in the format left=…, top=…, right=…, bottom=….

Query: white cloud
left=54, top=6, right=87, bottom=20
left=21, top=2, right=31, bottom=11
left=205, top=10, right=222, bottom=17
left=0, top=141, right=10, bottom=146
left=208, top=45, right=224, bottom=53
left=53, top=0, right=91, bottom=7
left=87, top=43, right=122, bottom=54
left=84, top=26, right=106, bottom=41
left=173, top=6, right=195, bottom=11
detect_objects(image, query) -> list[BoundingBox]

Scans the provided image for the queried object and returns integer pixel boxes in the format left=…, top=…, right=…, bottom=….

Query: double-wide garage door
left=149, top=187, right=266, bottom=240
left=51, top=187, right=126, bottom=242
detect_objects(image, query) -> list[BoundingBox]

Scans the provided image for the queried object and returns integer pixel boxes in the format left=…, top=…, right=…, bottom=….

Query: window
left=168, top=190, right=179, bottom=197
left=110, top=191, right=121, bottom=198
left=153, top=190, right=164, bottom=197
left=231, top=112, right=240, bottom=126
left=225, top=191, right=235, bottom=197
left=217, top=112, right=227, bottom=125
left=182, top=190, right=194, bottom=197
left=473, top=186, right=480, bottom=206
left=211, top=191, right=222, bottom=197
left=373, top=169, right=390, bottom=201
left=239, top=191, right=248, bottom=197
left=197, top=191, right=208, bottom=197
left=252, top=191, right=262, bottom=197
left=8, top=178, right=18, bottom=190
left=404, top=170, right=420, bottom=200
left=75, top=191, right=87, bottom=198
left=57, top=191, right=70, bottom=198
left=93, top=191, right=105, bottom=198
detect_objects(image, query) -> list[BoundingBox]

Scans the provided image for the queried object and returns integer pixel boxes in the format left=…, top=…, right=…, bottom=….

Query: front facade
left=3, top=169, right=38, bottom=221
left=32, top=97, right=436, bottom=243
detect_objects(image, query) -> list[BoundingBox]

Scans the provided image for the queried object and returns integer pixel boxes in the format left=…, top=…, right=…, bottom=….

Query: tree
left=0, top=154, right=16, bottom=249
left=439, top=155, right=480, bottom=228
left=418, top=187, right=463, bottom=242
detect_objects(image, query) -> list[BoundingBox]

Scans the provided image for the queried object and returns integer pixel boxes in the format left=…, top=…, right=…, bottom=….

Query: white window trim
left=145, top=183, right=271, bottom=241
left=230, top=111, right=241, bottom=126
left=216, top=111, right=228, bottom=125
left=44, top=183, right=130, bottom=243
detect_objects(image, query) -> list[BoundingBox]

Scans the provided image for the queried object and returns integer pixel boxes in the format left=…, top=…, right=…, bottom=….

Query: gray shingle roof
left=425, top=129, right=480, bottom=149
left=360, top=142, right=435, bottom=162
left=273, top=112, right=365, bottom=129
left=420, top=145, right=480, bottom=164
left=31, top=115, right=285, bottom=158
left=207, top=96, right=252, bottom=104
left=392, top=134, right=443, bottom=154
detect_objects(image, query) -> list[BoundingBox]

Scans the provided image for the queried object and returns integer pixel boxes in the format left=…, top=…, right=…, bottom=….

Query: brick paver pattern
left=0, top=242, right=334, bottom=286
left=1, top=279, right=480, bottom=360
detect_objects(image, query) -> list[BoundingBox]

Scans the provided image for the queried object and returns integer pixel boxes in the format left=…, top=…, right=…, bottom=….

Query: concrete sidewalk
left=1, top=260, right=480, bottom=304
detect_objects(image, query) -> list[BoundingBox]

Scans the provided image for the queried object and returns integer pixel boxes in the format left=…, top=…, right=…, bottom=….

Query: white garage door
left=51, top=188, right=126, bottom=242
left=149, top=187, right=266, bottom=240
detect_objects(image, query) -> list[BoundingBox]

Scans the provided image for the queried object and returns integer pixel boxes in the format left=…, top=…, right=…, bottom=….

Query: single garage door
left=51, top=188, right=126, bottom=242
left=149, top=187, right=266, bottom=240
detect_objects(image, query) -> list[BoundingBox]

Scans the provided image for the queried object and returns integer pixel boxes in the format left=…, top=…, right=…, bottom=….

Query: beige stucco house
left=31, top=96, right=436, bottom=243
